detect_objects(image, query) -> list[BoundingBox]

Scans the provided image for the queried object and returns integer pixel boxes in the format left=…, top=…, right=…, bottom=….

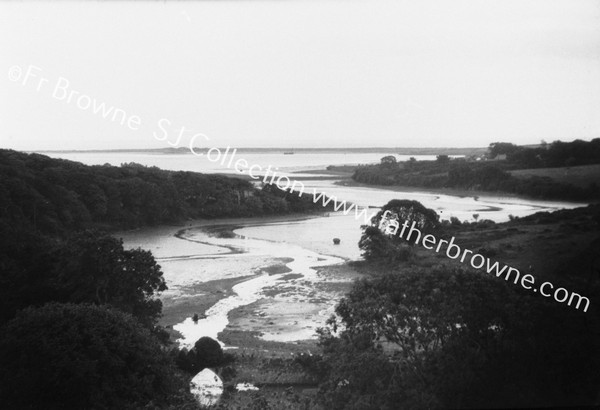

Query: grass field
left=510, top=164, right=600, bottom=188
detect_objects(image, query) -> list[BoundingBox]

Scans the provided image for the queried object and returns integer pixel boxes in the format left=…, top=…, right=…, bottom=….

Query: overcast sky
left=1, top=0, right=599, bottom=150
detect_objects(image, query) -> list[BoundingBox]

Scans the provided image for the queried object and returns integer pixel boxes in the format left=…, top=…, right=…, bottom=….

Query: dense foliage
left=489, top=138, right=600, bottom=167
left=0, top=230, right=166, bottom=327
left=359, top=199, right=439, bottom=260
left=0, top=149, right=330, bottom=236
left=352, top=139, right=600, bottom=200
left=314, top=265, right=600, bottom=409
left=0, top=303, right=192, bottom=410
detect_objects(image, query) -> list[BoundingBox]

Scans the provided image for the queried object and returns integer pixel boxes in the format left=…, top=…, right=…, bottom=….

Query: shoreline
left=117, top=212, right=342, bottom=347
left=218, top=263, right=364, bottom=350
left=114, top=211, right=329, bottom=237
left=115, top=213, right=327, bottom=343
left=335, top=179, right=593, bottom=205
left=221, top=166, right=594, bottom=207
left=160, top=259, right=294, bottom=329
left=154, top=220, right=357, bottom=347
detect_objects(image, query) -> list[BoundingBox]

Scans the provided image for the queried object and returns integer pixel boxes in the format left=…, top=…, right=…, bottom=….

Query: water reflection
left=190, top=369, right=223, bottom=407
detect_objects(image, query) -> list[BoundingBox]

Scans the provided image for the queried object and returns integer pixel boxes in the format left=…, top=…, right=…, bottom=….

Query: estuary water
left=116, top=181, right=585, bottom=347
left=43, top=150, right=421, bottom=177
left=69, top=150, right=587, bottom=346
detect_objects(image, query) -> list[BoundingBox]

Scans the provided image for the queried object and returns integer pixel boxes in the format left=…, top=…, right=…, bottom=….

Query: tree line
left=352, top=139, right=600, bottom=201
left=0, top=150, right=330, bottom=237
left=489, top=138, right=600, bottom=168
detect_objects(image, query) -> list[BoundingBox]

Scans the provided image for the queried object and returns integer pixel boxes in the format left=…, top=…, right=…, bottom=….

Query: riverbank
left=118, top=212, right=353, bottom=348
left=298, top=164, right=583, bottom=203
left=116, top=213, right=324, bottom=331
left=335, top=178, right=597, bottom=204
left=160, top=258, right=293, bottom=328
left=218, top=263, right=362, bottom=345
left=119, top=192, right=590, bottom=348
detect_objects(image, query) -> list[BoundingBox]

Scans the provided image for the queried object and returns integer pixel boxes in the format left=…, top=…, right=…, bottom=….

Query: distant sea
left=41, top=150, right=455, bottom=176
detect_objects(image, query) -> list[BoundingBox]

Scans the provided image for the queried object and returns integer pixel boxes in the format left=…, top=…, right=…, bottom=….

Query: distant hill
left=35, top=146, right=488, bottom=156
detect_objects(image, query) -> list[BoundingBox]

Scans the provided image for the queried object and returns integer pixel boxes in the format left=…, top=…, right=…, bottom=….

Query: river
left=117, top=178, right=586, bottom=348
left=52, top=150, right=585, bottom=346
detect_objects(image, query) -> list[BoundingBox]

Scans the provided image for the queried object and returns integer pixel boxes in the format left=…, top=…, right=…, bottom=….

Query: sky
left=1, top=0, right=599, bottom=150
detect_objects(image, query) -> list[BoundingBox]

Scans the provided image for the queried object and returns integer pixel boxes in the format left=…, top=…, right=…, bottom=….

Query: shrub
left=175, top=336, right=233, bottom=374
left=0, top=303, right=182, bottom=409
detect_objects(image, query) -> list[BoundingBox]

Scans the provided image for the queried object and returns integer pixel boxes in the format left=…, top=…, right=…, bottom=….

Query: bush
left=175, top=336, right=232, bottom=374
left=195, top=336, right=225, bottom=368
left=359, top=199, right=439, bottom=262
left=316, top=265, right=600, bottom=409
left=0, top=303, right=183, bottom=409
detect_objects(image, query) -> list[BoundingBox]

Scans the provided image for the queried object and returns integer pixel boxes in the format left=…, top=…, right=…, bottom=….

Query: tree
left=436, top=154, right=450, bottom=163
left=488, top=142, right=519, bottom=158
left=359, top=200, right=439, bottom=263
left=359, top=200, right=439, bottom=259
left=175, top=337, right=227, bottom=374
left=0, top=149, right=331, bottom=236
left=316, top=267, right=518, bottom=409
left=0, top=303, right=189, bottom=409
left=0, top=230, right=167, bottom=329
left=53, top=230, right=167, bottom=328
left=316, top=265, right=600, bottom=409
left=358, top=226, right=405, bottom=261
left=194, top=336, right=225, bottom=369
left=380, top=155, right=397, bottom=165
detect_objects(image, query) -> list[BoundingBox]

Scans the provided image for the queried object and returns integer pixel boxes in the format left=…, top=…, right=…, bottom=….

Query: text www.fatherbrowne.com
left=379, top=211, right=591, bottom=312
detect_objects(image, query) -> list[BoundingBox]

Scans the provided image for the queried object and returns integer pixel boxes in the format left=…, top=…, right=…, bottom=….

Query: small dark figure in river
left=333, top=238, right=341, bottom=245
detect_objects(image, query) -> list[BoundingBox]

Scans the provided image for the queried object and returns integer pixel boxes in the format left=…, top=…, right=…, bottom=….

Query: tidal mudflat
left=118, top=189, right=585, bottom=350
left=118, top=214, right=358, bottom=349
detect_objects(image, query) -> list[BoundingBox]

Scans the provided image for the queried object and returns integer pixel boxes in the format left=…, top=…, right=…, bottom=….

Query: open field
left=510, top=164, right=600, bottom=189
